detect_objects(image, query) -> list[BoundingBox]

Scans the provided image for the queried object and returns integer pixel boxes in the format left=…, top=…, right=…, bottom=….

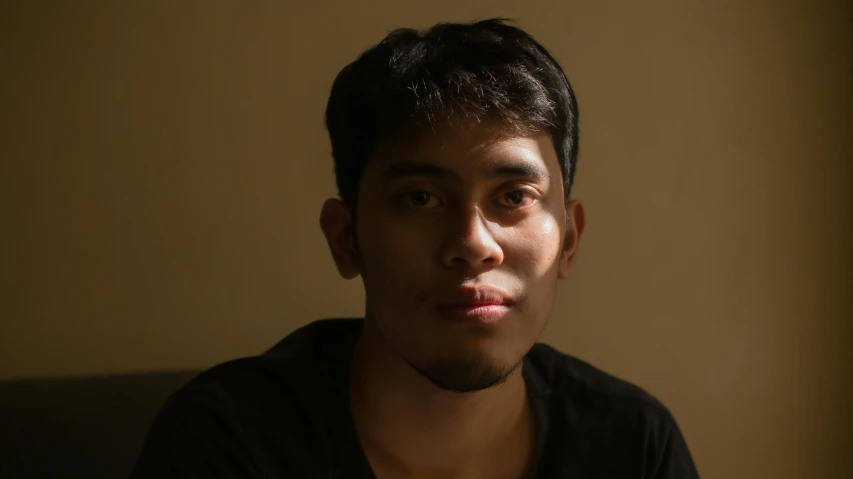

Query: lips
left=433, top=286, right=514, bottom=324
left=434, top=286, right=514, bottom=309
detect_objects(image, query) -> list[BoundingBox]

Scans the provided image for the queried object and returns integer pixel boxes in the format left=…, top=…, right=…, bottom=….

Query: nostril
left=449, top=255, right=497, bottom=267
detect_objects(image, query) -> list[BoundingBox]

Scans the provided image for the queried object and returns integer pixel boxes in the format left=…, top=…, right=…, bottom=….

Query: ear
left=319, top=198, right=361, bottom=279
left=557, top=200, right=586, bottom=279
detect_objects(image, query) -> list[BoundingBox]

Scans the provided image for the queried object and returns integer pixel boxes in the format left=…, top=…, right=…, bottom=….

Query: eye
left=499, top=189, right=538, bottom=209
left=403, top=191, right=441, bottom=208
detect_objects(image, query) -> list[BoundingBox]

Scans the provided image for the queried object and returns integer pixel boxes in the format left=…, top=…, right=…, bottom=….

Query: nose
left=440, top=206, right=505, bottom=271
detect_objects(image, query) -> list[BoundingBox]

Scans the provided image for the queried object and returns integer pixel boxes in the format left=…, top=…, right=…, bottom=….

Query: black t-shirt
left=131, top=319, right=699, bottom=478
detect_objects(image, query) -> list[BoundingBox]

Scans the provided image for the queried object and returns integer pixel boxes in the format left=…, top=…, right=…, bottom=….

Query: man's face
left=323, top=120, right=583, bottom=393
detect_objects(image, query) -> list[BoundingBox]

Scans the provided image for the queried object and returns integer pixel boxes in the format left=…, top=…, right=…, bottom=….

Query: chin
left=405, top=347, right=522, bottom=393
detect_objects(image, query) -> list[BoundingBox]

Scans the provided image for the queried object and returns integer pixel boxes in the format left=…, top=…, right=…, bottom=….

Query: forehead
left=367, top=120, right=561, bottom=180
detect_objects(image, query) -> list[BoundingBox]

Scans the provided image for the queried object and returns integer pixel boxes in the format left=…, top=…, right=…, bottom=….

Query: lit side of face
left=321, top=120, right=584, bottom=392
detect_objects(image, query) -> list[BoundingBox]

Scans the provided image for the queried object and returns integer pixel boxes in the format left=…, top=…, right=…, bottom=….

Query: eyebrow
left=384, top=162, right=551, bottom=181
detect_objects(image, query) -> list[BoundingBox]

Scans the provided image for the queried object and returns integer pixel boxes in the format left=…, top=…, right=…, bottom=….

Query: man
left=131, top=18, right=699, bottom=478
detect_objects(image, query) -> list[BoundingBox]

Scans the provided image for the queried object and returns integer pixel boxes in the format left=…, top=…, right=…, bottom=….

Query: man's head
left=320, top=19, right=584, bottom=393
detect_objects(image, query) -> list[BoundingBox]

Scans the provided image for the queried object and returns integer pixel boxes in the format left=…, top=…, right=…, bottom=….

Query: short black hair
left=325, top=18, right=579, bottom=209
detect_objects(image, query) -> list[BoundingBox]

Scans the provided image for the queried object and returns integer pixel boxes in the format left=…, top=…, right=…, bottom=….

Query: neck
left=349, top=322, right=536, bottom=477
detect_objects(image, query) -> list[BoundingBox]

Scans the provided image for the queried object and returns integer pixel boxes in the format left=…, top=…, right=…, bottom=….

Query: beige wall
left=2, top=1, right=851, bottom=477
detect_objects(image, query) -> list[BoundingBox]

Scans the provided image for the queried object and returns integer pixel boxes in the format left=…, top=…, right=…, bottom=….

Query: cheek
left=358, top=218, right=433, bottom=290
left=363, top=222, right=425, bottom=263
left=509, top=214, right=563, bottom=277
left=507, top=216, right=562, bottom=325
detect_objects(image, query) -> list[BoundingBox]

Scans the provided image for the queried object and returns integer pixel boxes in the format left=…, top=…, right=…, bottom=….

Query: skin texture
left=320, top=119, right=585, bottom=478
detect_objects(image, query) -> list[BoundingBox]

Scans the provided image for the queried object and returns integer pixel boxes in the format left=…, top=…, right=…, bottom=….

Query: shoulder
left=526, top=344, right=699, bottom=478
left=131, top=319, right=362, bottom=477
left=177, top=318, right=359, bottom=394
left=165, top=318, right=356, bottom=406
left=527, top=342, right=670, bottom=416
left=525, top=344, right=698, bottom=479
left=156, top=318, right=361, bottom=430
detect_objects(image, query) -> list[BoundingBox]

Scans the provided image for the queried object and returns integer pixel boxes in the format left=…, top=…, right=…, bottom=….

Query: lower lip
left=436, top=304, right=511, bottom=324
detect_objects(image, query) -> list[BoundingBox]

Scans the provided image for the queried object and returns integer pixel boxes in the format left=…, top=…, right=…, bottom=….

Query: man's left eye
left=500, top=190, right=537, bottom=208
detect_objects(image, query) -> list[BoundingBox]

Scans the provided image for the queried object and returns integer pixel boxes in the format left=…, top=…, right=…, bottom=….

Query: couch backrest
left=0, top=371, right=198, bottom=479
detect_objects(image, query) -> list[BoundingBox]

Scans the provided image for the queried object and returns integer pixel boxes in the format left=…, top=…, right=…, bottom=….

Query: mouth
left=436, top=304, right=511, bottom=324
left=434, top=286, right=514, bottom=324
